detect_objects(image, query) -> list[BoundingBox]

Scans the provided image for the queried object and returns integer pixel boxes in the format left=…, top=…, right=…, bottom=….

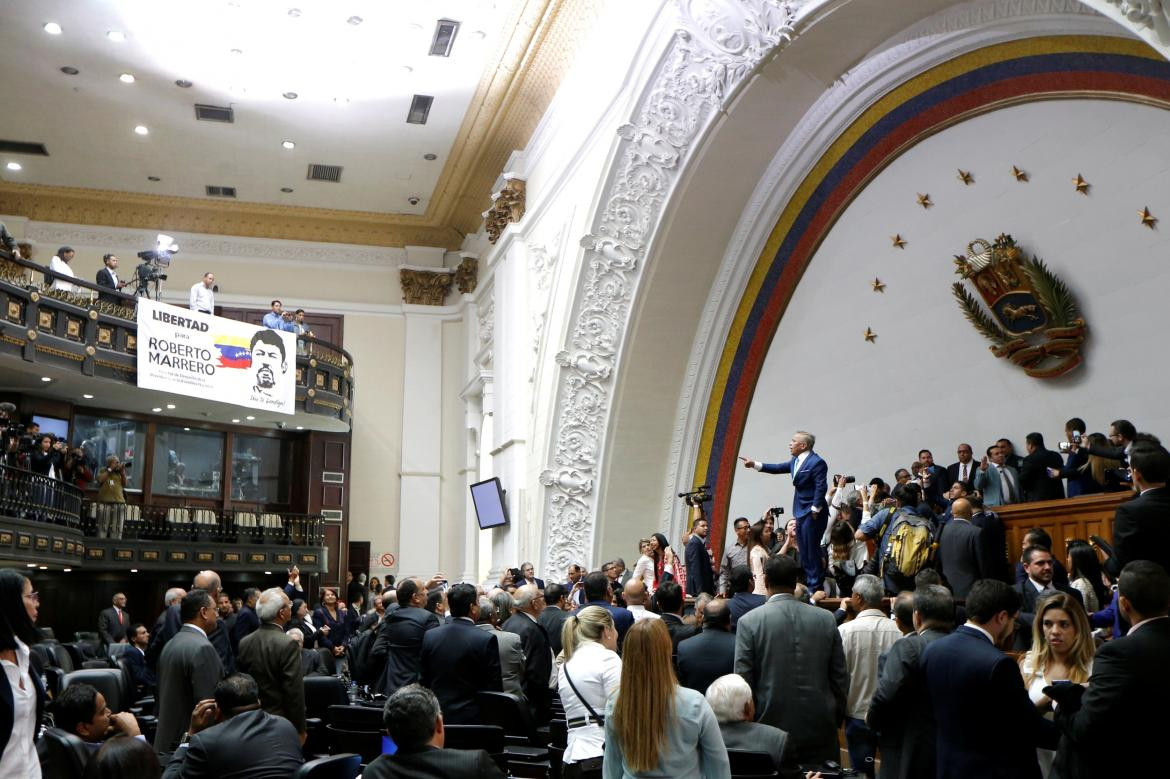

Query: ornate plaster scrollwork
left=454, top=256, right=479, bottom=294
left=400, top=269, right=453, bottom=305
left=1095, top=0, right=1170, bottom=50
left=484, top=178, right=527, bottom=244
left=527, top=231, right=562, bottom=380
left=477, top=295, right=495, bottom=369
left=539, top=0, right=798, bottom=580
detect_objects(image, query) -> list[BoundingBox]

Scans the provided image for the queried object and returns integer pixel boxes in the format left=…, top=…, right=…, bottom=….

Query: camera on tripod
left=133, top=234, right=179, bottom=299
left=677, top=485, right=712, bottom=507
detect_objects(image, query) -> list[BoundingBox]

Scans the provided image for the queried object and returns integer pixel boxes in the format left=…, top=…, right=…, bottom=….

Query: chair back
left=326, top=704, right=383, bottom=730
left=36, top=727, right=90, bottom=779
left=107, top=643, right=130, bottom=662
left=727, top=749, right=778, bottom=777
left=443, top=724, right=506, bottom=754
left=304, top=675, right=349, bottom=720
left=60, top=668, right=125, bottom=713
left=294, top=753, right=362, bottom=779
left=62, top=642, right=87, bottom=670
left=325, top=725, right=382, bottom=764
left=477, top=690, right=534, bottom=738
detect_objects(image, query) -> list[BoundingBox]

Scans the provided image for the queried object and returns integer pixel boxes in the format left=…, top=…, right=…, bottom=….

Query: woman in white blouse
left=49, top=246, right=79, bottom=294
left=748, top=523, right=770, bottom=596
left=0, top=569, right=45, bottom=779
left=557, top=605, right=621, bottom=778
left=631, top=539, right=655, bottom=593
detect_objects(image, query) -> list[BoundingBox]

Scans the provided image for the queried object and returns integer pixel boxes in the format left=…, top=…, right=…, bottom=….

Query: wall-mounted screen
left=470, top=477, right=509, bottom=530
left=32, top=415, right=69, bottom=440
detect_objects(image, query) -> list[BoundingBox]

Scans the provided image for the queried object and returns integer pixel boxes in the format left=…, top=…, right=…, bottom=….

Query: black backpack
left=348, top=626, right=378, bottom=685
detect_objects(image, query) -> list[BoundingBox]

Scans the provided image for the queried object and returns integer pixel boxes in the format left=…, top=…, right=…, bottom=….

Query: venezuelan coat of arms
left=952, top=234, right=1087, bottom=379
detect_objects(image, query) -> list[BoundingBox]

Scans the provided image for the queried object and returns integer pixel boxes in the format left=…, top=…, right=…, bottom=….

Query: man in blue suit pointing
left=741, top=430, right=830, bottom=591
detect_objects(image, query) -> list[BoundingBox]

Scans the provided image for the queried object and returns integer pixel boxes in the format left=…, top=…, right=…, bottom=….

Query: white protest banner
left=136, top=298, right=296, bottom=415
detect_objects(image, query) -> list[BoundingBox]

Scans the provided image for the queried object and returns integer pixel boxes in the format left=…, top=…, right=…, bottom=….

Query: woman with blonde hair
left=1018, top=593, right=1095, bottom=778
left=558, top=606, right=621, bottom=778
left=604, top=619, right=729, bottom=778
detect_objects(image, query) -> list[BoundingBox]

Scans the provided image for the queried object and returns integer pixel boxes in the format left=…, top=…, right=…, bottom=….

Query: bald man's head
left=193, top=570, right=222, bottom=598
left=951, top=498, right=972, bottom=520
left=623, top=578, right=648, bottom=606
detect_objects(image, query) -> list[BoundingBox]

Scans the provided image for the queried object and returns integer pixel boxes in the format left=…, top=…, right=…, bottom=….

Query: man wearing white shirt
left=189, top=272, right=216, bottom=313
left=622, top=579, right=661, bottom=622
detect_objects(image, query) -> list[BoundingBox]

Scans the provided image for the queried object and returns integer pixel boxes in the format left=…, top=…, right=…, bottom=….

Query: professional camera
left=133, top=234, right=179, bottom=299
left=677, top=485, right=712, bottom=507
left=768, top=506, right=785, bottom=518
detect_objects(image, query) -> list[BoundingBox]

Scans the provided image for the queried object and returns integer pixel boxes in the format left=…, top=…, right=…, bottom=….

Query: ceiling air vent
left=194, top=104, right=235, bottom=123
left=0, top=140, right=49, bottom=156
left=307, top=164, right=343, bottom=182
left=429, top=19, right=460, bottom=57
left=406, top=95, right=433, bottom=125
left=205, top=185, right=237, bottom=198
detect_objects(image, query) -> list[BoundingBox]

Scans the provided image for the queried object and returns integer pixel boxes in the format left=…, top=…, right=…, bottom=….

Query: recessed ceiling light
left=280, top=187, right=294, bottom=193
left=134, top=125, right=149, bottom=135
left=40, top=376, right=51, bottom=382
left=333, top=96, right=349, bottom=105
left=282, top=91, right=298, bottom=100
left=281, top=140, right=295, bottom=150
left=152, top=407, right=162, bottom=412
left=175, top=79, right=193, bottom=88
left=232, top=418, right=240, bottom=423
left=60, top=66, right=79, bottom=75
left=230, top=48, right=243, bottom=55
left=423, top=153, right=437, bottom=161
left=107, top=30, right=126, bottom=42
left=147, top=176, right=161, bottom=182
left=63, top=568, right=71, bottom=572
left=246, top=415, right=255, bottom=420
left=43, top=22, right=63, bottom=35
left=471, top=30, right=487, bottom=40
left=26, top=563, right=36, bottom=568
left=347, top=15, right=363, bottom=25
left=288, top=8, right=302, bottom=17
left=37, top=565, right=47, bottom=570
left=166, top=403, right=176, bottom=409
left=6, top=162, right=22, bottom=171
left=295, top=426, right=303, bottom=430
left=130, top=568, right=138, bottom=573
left=82, top=393, right=94, bottom=399
left=119, top=73, right=136, bottom=84
left=400, top=65, right=414, bottom=74
left=184, top=427, right=191, bottom=431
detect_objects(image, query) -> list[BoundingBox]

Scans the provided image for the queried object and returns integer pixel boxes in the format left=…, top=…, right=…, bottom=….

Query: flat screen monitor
left=470, top=477, right=509, bottom=530
left=32, top=415, right=69, bottom=440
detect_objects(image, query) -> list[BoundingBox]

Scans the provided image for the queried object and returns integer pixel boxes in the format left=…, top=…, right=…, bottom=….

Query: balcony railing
left=79, top=501, right=325, bottom=546
left=0, top=463, right=84, bottom=529
left=0, top=250, right=354, bottom=426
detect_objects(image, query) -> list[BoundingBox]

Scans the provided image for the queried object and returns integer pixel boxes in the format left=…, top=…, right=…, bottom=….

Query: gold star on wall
left=891, top=234, right=907, bottom=249
left=871, top=278, right=886, bottom=293
left=957, top=169, right=974, bottom=185
left=1073, top=174, right=1090, bottom=194
left=864, top=328, right=877, bottom=343
left=916, top=193, right=933, bottom=209
left=1139, top=207, right=1158, bottom=229
left=1011, top=166, right=1029, bottom=182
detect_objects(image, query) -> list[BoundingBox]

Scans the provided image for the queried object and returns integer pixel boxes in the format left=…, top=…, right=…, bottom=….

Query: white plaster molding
left=24, top=221, right=404, bottom=268
left=1091, top=0, right=1170, bottom=53
left=536, top=0, right=801, bottom=579
left=663, top=1, right=1133, bottom=539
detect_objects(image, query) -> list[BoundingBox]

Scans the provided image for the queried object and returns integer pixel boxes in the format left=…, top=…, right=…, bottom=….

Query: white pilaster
left=398, top=311, right=444, bottom=575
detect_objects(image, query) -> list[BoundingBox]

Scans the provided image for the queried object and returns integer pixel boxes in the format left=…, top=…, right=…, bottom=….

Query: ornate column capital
left=483, top=178, right=527, bottom=244
left=400, top=268, right=454, bottom=305
left=454, top=256, right=479, bottom=294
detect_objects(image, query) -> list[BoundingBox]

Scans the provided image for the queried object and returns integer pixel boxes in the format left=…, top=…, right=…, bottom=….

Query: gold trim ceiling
left=0, top=0, right=602, bottom=250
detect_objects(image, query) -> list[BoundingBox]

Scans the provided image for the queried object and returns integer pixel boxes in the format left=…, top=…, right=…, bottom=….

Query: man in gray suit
left=735, top=554, right=849, bottom=766
left=707, top=673, right=789, bottom=772
left=974, top=444, right=1021, bottom=507
left=237, top=587, right=306, bottom=743
left=155, top=589, right=225, bottom=757
left=477, top=594, right=526, bottom=699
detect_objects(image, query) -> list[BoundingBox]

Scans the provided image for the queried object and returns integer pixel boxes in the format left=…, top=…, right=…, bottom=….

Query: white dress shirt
left=189, top=282, right=215, bottom=312
left=632, top=555, right=655, bottom=593
left=0, top=639, right=41, bottom=779
left=49, top=255, right=78, bottom=293
left=838, top=608, right=904, bottom=720
left=558, top=640, right=621, bottom=764
left=626, top=604, right=661, bottom=623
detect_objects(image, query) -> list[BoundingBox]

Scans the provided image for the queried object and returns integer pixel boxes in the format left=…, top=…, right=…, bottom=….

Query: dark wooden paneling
left=323, top=523, right=343, bottom=587
left=307, top=432, right=350, bottom=589
left=321, top=484, right=344, bottom=508
left=349, top=541, right=370, bottom=579
left=324, top=441, right=346, bottom=472
left=999, top=492, right=1130, bottom=563
left=217, top=307, right=344, bottom=349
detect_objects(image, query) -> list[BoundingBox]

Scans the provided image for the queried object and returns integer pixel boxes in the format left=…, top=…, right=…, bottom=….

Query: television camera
left=133, top=234, right=179, bottom=300
left=678, top=485, right=712, bottom=508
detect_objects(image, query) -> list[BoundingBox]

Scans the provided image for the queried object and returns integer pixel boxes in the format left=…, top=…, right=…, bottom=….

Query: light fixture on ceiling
left=429, top=19, right=460, bottom=57
left=175, top=79, right=193, bottom=88
left=43, top=22, right=63, bottom=35
left=406, top=95, right=433, bottom=125
left=264, top=571, right=272, bottom=575
left=82, top=393, right=94, bottom=399
left=230, top=48, right=243, bottom=55
left=184, top=427, right=191, bottom=431
left=38, top=565, right=47, bottom=570
left=130, top=568, right=138, bottom=573
left=333, top=96, right=349, bottom=105
left=280, top=187, right=294, bottom=193
left=63, top=568, right=71, bottom=572
left=400, top=65, right=413, bottom=74
left=107, top=30, right=126, bottom=43
left=26, top=563, right=36, bottom=568
left=347, top=15, right=363, bottom=25
left=232, top=418, right=240, bottom=423
left=134, top=125, right=149, bottom=135
left=283, top=91, right=298, bottom=100
left=60, top=66, right=79, bottom=75
left=281, top=140, right=295, bottom=149
left=6, top=162, right=22, bottom=171
left=166, top=403, right=176, bottom=409
left=119, top=73, right=136, bottom=84
left=423, top=153, right=437, bottom=161
left=295, top=426, right=303, bottom=430
left=147, top=176, right=161, bottom=182
left=40, top=376, right=51, bottom=382
left=152, top=407, right=162, bottom=412
left=471, top=30, right=487, bottom=40
left=246, top=415, right=255, bottom=420
left=288, top=8, right=302, bottom=17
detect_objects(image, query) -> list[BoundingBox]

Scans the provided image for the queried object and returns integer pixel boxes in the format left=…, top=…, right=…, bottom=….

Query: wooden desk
left=996, top=491, right=1131, bottom=560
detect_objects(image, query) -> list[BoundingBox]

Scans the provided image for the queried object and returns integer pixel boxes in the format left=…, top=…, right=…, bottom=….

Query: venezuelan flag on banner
left=213, top=335, right=253, bottom=369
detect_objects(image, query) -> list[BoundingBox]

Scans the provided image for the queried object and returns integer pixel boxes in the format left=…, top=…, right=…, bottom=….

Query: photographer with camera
left=96, top=454, right=128, bottom=539
left=28, top=433, right=65, bottom=479
left=62, top=445, right=94, bottom=491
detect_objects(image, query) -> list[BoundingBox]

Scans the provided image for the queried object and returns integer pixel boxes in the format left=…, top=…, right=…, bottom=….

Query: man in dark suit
left=421, top=583, right=502, bottom=725
left=742, top=430, right=831, bottom=590
left=149, top=571, right=235, bottom=675
left=363, top=684, right=505, bottom=779
left=997, top=437, right=1026, bottom=472
left=677, top=599, right=734, bottom=693
left=371, top=577, right=441, bottom=697
left=160, top=673, right=303, bottom=779
left=123, top=622, right=156, bottom=697
left=922, top=579, right=1056, bottom=778
left=867, top=584, right=953, bottom=779
left=97, top=591, right=130, bottom=646
left=915, top=449, right=949, bottom=512
left=1019, top=432, right=1065, bottom=502
left=735, top=555, right=848, bottom=766
left=1049, top=560, right=1170, bottom=778
left=236, top=587, right=305, bottom=743
left=537, top=582, right=571, bottom=656
left=685, top=517, right=716, bottom=597
left=582, top=571, right=634, bottom=645
left=969, top=496, right=1011, bottom=583
left=518, top=562, right=545, bottom=590
left=229, top=588, right=260, bottom=657
left=656, top=581, right=698, bottom=662
left=1012, top=528, right=1072, bottom=589
left=94, top=253, right=127, bottom=305
left=1106, top=442, right=1170, bottom=576
left=707, top=673, right=789, bottom=773
left=726, top=565, right=765, bottom=630
left=1013, top=545, right=1083, bottom=650
left=502, top=583, right=552, bottom=723
left=947, top=443, right=977, bottom=492
left=1072, top=418, right=1136, bottom=466
left=286, top=627, right=325, bottom=676
left=155, top=589, right=225, bottom=757
left=936, top=498, right=989, bottom=599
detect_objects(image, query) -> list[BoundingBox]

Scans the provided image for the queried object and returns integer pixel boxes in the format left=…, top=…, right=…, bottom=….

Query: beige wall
left=439, top=319, right=468, bottom=578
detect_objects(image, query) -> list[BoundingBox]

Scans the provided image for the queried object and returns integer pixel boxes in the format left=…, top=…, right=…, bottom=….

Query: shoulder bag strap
left=562, top=664, right=603, bottom=723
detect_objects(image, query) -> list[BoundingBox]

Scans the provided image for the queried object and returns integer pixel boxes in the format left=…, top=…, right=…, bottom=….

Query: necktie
left=961, top=463, right=968, bottom=482
left=117, top=609, right=123, bottom=625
